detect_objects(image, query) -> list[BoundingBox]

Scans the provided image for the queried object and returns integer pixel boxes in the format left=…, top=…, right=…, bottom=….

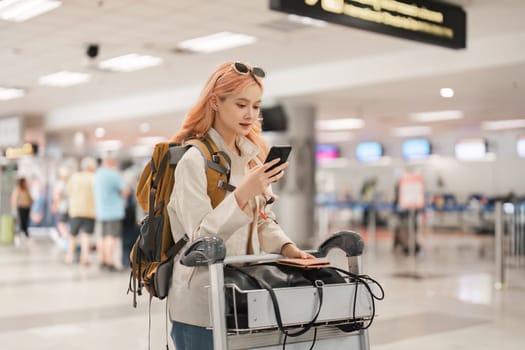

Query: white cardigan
left=167, top=128, right=292, bottom=327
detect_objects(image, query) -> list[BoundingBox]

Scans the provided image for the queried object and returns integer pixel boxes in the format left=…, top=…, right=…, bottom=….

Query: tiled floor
left=1, top=228, right=524, bottom=349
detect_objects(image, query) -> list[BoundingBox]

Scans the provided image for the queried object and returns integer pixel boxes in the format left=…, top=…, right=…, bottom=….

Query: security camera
left=86, top=44, right=99, bottom=59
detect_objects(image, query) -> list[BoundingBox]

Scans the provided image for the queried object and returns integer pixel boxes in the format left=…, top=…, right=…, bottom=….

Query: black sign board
left=270, top=0, right=466, bottom=49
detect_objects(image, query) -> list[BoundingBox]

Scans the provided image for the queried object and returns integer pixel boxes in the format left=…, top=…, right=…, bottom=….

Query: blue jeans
left=171, top=321, right=213, bottom=350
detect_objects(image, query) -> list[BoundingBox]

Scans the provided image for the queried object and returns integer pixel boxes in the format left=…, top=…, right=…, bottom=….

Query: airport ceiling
left=1, top=0, right=525, bottom=147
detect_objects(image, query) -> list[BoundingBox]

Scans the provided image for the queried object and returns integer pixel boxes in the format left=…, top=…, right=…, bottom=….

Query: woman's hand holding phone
left=233, top=158, right=288, bottom=210
left=264, top=146, right=292, bottom=172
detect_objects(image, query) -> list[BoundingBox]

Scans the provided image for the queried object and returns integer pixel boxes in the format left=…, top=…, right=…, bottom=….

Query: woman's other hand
left=281, top=243, right=315, bottom=259
left=234, top=159, right=288, bottom=209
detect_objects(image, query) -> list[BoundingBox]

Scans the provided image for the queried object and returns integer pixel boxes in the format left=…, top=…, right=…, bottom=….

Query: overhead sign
left=398, top=172, right=425, bottom=209
left=5, top=143, right=34, bottom=159
left=270, top=0, right=466, bottom=49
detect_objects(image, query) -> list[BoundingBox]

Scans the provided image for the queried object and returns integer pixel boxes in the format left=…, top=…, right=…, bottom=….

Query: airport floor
left=1, top=228, right=524, bottom=350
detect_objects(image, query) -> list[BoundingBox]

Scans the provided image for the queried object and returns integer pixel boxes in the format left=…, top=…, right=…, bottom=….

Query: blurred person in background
left=11, top=177, right=33, bottom=245
left=28, top=178, right=52, bottom=227
left=121, top=160, right=140, bottom=269
left=94, top=155, right=128, bottom=271
left=121, top=188, right=139, bottom=268
left=392, top=174, right=421, bottom=255
left=360, top=177, right=377, bottom=227
left=66, top=157, right=97, bottom=266
left=51, top=165, right=71, bottom=247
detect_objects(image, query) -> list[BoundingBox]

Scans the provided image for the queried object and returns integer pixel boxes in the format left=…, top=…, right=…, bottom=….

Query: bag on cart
left=224, top=262, right=384, bottom=337
left=128, top=135, right=233, bottom=306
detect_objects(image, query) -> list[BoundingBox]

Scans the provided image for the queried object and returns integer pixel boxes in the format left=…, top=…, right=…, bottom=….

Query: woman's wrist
left=281, top=242, right=314, bottom=259
left=233, top=188, right=249, bottom=209
left=280, top=242, right=296, bottom=256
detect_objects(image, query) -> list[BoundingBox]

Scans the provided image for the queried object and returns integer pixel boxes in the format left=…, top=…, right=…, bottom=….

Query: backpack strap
left=201, top=137, right=237, bottom=192
left=186, top=136, right=236, bottom=208
left=149, top=151, right=170, bottom=215
left=165, top=233, right=189, bottom=260
left=199, top=137, right=231, bottom=179
left=199, top=138, right=233, bottom=173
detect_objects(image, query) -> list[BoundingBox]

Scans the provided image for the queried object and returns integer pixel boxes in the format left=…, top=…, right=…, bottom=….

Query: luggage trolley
left=181, top=231, right=378, bottom=350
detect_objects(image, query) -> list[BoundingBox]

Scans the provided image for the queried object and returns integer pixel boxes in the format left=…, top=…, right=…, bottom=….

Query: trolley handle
left=224, top=253, right=283, bottom=265
left=181, top=230, right=364, bottom=267
left=317, top=230, right=364, bottom=258
left=180, top=236, right=226, bottom=267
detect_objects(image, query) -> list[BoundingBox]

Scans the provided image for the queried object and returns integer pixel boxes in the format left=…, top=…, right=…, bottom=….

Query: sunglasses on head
left=232, top=61, right=266, bottom=78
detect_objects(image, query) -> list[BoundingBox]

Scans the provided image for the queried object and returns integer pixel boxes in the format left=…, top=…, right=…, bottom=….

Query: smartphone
left=264, top=146, right=292, bottom=172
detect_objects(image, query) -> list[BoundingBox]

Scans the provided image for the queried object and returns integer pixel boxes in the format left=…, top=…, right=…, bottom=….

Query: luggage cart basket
left=181, top=231, right=377, bottom=350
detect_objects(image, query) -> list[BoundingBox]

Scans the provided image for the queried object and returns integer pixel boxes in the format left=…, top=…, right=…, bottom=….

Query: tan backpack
left=128, top=135, right=234, bottom=306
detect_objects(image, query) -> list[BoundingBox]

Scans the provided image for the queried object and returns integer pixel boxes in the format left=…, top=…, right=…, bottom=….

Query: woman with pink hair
left=167, top=61, right=313, bottom=348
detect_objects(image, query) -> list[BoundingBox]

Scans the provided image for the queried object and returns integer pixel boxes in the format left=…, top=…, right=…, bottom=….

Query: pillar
left=265, top=104, right=316, bottom=249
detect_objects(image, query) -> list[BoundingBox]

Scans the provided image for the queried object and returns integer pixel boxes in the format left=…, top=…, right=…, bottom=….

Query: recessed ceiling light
left=94, top=127, right=105, bottom=138
left=316, top=118, right=365, bottom=131
left=481, top=119, right=525, bottom=131
left=98, top=54, right=162, bottom=72
left=176, top=32, right=257, bottom=53
left=0, top=87, right=25, bottom=100
left=392, top=126, right=432, bottom=137
left=440, top=87, right=454, bottom=98
left=0, top=0, right=61, bottom=22
left=38, top=71, right=91, bottom=87
left=410, top=110, right=463, bottom=122
left=287, top=14, right=327, bottom=27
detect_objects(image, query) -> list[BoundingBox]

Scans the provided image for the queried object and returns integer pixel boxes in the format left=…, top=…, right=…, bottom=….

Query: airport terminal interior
left=1, top=0, right=525, bottom=349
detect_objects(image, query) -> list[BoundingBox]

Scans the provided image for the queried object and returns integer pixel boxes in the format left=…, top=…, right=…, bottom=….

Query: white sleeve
left=167, top=147, right=251, bottom=241
left=256, top=201, right=293, bottom=253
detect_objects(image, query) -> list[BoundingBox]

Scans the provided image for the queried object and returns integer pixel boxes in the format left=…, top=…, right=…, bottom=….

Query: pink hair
left=172, top=61, right=268, bottom=163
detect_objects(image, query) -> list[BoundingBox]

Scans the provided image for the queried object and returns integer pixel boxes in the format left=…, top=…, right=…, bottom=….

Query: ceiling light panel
left=410, top=110, right=463, bottom=122
left=392, top=126, right=431, bottom=137
left=176, top=32, right=257, bottom=53
left=0, top=0, right=62, bottom=22
left=482, top=119, right=525, bottom=130
left=0, top=87, right=25, bottom=100
left=98, top=54, right=163, bottom=72
left=316, top=118, right=365, bottom=131
left=38, top=71, right=91, bottom=87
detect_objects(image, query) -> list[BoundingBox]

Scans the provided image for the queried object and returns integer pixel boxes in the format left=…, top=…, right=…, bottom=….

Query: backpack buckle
left=218, top=180, right=236, bottom=192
